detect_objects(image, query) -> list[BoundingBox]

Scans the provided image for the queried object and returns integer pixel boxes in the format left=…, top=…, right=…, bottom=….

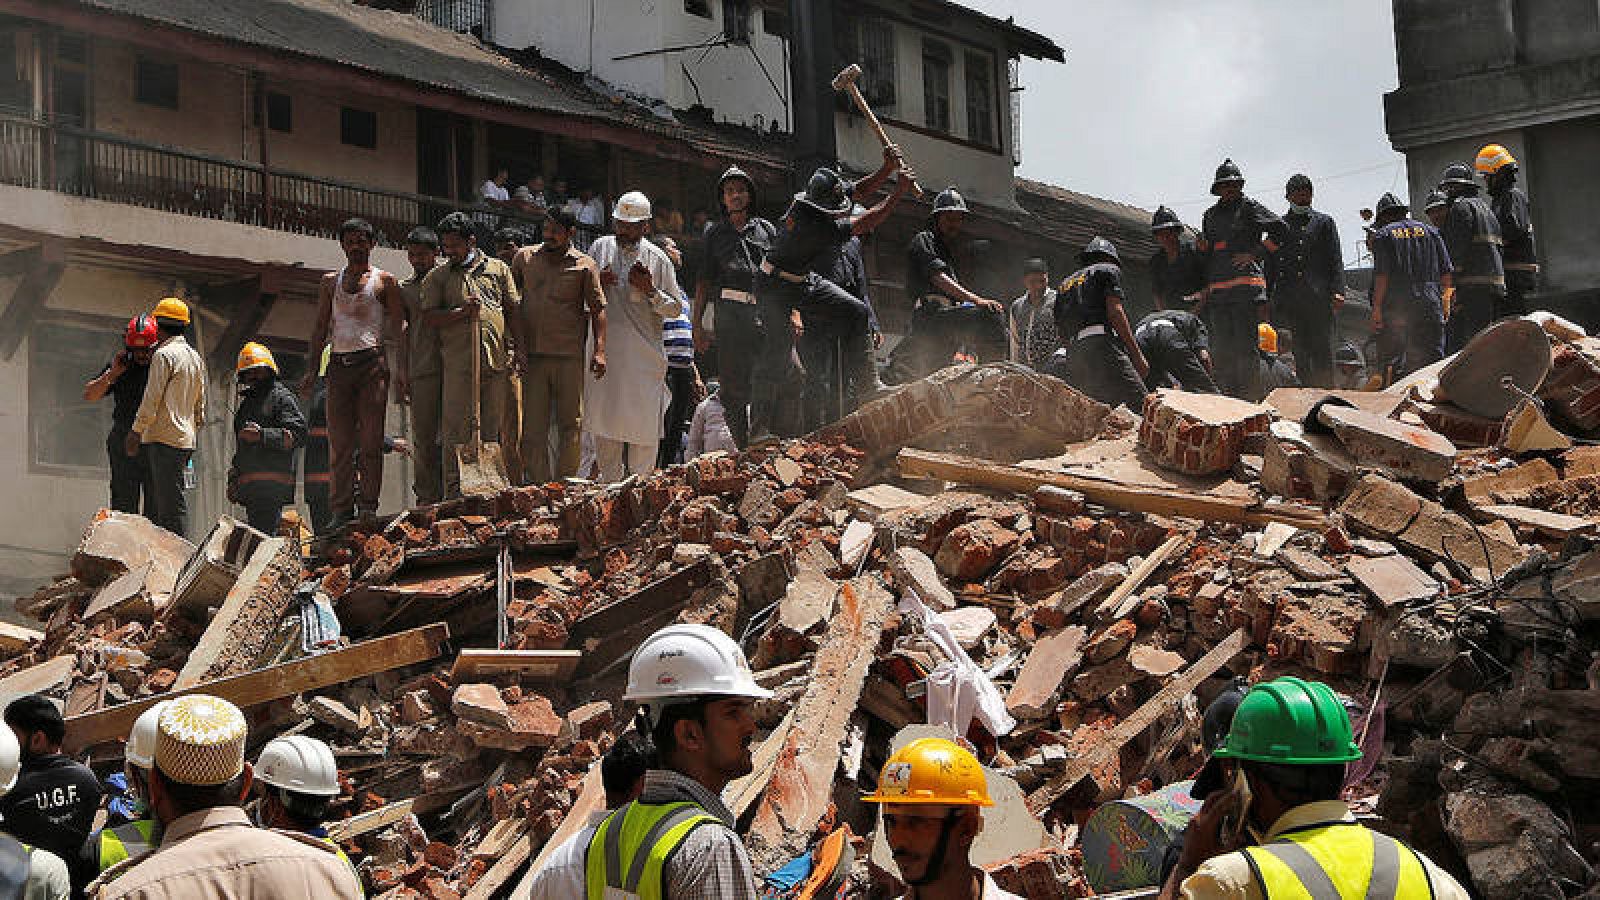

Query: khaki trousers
left=409, top=373, right=443, bottom=505
left=440, top=363, right=508, bottom=498
left=521, top=354, right=586, bottom=485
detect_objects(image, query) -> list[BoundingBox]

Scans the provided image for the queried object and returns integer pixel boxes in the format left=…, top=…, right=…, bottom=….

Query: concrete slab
left=1316, top=404, right=1457, bottom=483
left=1264, top=388, right=1405, bottom=425
left=1436, top=318, right=1553, bottom=419
left=1475, top=504, right=1597, bottom=540
left=888, top=547, right=955, bottom=611
left=1347, top=554, right=1439, bottom=608
left=1006, top=625, right=1086, bottom=720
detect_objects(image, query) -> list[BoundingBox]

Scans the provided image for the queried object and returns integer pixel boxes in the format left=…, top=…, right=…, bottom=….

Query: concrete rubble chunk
left=934, top=519, right=1021, bottom=581
left=1261, top=421, right=1356, bottom=503
left=1498, top=399, right=1571, bottom=452
left=1276, top=547, right=1343, bottom=582
left=1474, top=504, right=1596, bottom=540
left=1127, top=643, right=1185, bottom=677
left=1346, top=554, right=1438, bottom=608
left=309, top=696, right=369, bottom=734
left=775, top=570, right=838, bottom=637
left=1315, top=404, right=1457, bottom=483
left=72, top=512, right=196, bottom=594
left=1138, top=389, right=1272, bottom=476
left=1339, top=474, right=1525, bottom=578
left=1254, top=522, right=1298, bottom=559
left=838, top=520, right=874, bottom=570
left=938, top=606, right=997, bottom=649
left=772, top=457, right=803, bottom=487
left=1460, top=458, right=1561, bottom=505
left=83, top=564, right=155, bottom=624
left=1006, top=626, right=1086, bottom=720
left=888, top=547, right=955, bottom=611
left=451, top=683, right=512, bottom=729
left=1084, top=619, right=1137, bottom=665
left=845, top=483, right=927, bottom=521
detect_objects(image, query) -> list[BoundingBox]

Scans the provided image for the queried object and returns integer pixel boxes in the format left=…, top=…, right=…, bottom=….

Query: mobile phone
left=1217, top=766, right=1253, bottom=847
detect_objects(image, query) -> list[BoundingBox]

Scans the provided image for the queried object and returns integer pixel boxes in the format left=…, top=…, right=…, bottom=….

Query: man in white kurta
left=583, top=191, right=683, bottom=482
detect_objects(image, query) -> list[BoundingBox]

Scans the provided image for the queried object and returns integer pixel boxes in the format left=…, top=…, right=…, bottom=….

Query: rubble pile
left=5, top=344, right=1600, bottom=898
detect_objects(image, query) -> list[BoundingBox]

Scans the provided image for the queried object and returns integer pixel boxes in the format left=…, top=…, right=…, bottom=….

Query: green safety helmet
left=1212, top=676, right=1362, bottom=765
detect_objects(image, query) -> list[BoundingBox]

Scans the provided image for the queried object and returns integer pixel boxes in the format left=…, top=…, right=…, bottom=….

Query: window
left=134, top=57, right=178, bottom=110
left=685, top=0, right=711, bottom=17
left=266, top=92, right=292, bottom=132
left=723, top=0, right=751, bottom=44
left=921, top=39, right=951, bottom=133
left=840, top=18, right=896, bottom=108
left=29, top=320, right=116, bottom=475
left=763, top=7, right=789, bottom=37
left=340, top=106, right=377, bottom=149
left=964, top=51, right=994, bottom=146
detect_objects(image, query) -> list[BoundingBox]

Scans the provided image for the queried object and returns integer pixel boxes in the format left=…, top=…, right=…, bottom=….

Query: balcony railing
left=413, top=0, right=488, bottom=34
left=0, top=116, right=577, bottom=248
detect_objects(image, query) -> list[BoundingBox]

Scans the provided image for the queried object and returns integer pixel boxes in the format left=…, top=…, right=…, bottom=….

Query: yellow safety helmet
left=236, top=341, right=278, bottom=375
left=861, top=738, right=993, bottom=807
left=1475, top=143, right=1517, bottom=176
left=1258, top=323, right=1279, bottom=354
left=152, top=297, right=190, bottom=325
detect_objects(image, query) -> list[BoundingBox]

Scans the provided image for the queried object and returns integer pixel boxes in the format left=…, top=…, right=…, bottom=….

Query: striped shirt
left=663, top=309, right=695, bottom=369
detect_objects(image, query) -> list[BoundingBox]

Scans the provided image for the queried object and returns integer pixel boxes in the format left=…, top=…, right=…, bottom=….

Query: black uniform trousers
left=1142, top=328, right=1219, bottom=394
left=712, top=299, right=763, bottom=448
left=1445, top=283, right=1503, bottom=355
left=1502, top=271, right=1535, bottom=321
left=886, top=301, right=1007, bottom=383
left=658, top=366, right=698, bottom=468
left=1066, top=334, right=1149, bottom=411
left=145, top=443, right=191, bottom=538
left=751, top=280, right=805, bottom=440
left=797, top=278, right=876, bottom=431
left=106, top=429, right=148, bottom=516
left=1377, top=300, right=1444, bottom=382
left=1204, top=303, right=1263, bottom=400
left=1276, top=284, right=1335, bottom=388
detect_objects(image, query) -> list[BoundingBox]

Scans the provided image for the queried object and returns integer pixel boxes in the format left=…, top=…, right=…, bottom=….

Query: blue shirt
left=1372, top=218, right=1452, bottom=311
left=663, top=309, right=694, bottom=369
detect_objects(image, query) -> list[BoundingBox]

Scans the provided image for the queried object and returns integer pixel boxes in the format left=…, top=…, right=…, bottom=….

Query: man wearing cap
left=126, top=298, right=206, bottom=537
left=89, top=694, right=361, bottom=899
left=862, top=737, right=1019, bottom=899
left=1009, top=258, right=1060, bottom=372
left=227, top=343, right=306, bottom=535
left=1266, top=175, right=1344, bottom=388
left=587, top=623, right=771, bottom=898
left=1436, top=162, right=1505, bottom=354
left=1369, top=192, right=1453, bottom=381
left=397, top=226, right=445, bottom=505
left=582, top=191, right=682, bottom=480
left=1197, top=160, right=1287, bottom=401
left=1, top=695, right=102, bottom=896
left=85, top=316, right=159, bottom=517
left=1149, top=206, right=1207, bottom=311
left=1162, top=677, right=1468, bottom=900
left=81, top=702, right=170, bottom=881
left=1422, top=191, right=1449, bottom=230
left=1056, top=237, right=1150, bottom=410
left=694, top=166, right=777, bottom=448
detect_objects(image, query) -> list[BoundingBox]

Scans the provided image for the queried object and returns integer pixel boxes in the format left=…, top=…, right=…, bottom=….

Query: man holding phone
left=85, top=315, right=160, bottom=515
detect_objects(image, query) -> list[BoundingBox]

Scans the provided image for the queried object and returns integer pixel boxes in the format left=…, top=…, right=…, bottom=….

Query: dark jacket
left=1200, top=197, right=1288, bottom=305
left=1267, top=208, right=1345, bottom=308
left=1489, top=186, right=1536, bottom=291
left=1148, top=241, right=1206, bottom=309
left=0, top=753, right=102, bottom=891
left=1441, top=192, right=1505, bottom=284
left=229, top=377, right=307, bottom=505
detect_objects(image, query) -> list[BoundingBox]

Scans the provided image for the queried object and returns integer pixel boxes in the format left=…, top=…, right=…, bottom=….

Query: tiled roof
left=1015, top=177, right=1157, bottom=261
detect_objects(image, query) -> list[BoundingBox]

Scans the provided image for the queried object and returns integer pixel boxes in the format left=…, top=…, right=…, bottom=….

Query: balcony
left=0, top=115, right=556, bottom=249
left=412, top=0, right=489, bottom=35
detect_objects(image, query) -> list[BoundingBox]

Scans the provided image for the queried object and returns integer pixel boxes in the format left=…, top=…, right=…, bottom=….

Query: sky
left=965, top=0, right=1407, bottom=269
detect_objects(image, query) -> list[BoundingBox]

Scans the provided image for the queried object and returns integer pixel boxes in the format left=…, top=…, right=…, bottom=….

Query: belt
left=1505, top=262, right=1540, bottom=273
left=1076, top=325, right=1108, bottom=339
left=1456, top=275, right=1506, bottom=287
left=305, top=472, right=331, bottom=484
left=758, top=260, right=806, bottom=284
left=235, top=471, right=296, bottom=486
left=1472, top=234, right=1505, bottom=246
left=331, top=347, right=382, bottom=365
left=719, top=288, right=757, bottom=304
left=1209, top=275, right=1267, bottom=291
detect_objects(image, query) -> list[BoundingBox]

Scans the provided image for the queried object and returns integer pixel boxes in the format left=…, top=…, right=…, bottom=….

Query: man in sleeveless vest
left=303, top=218, right=406, bottom=528
left=1162, top=677, right=1469, bottom=899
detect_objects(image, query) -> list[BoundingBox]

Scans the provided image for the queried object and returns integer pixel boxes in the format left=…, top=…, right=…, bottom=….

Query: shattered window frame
left=29, top=316, right=118, bottom=478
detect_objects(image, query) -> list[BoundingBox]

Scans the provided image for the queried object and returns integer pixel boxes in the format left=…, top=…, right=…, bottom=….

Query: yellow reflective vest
left=1243, top=822, right=1433, bottom=899
left=583, top=801, right=720, bottom=900
left=97, top=820, right=159, bottom=871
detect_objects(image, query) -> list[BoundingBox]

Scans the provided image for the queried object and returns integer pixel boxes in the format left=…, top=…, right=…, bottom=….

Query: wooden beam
left=0, top=656, right=76, bottom=705
left=65, top=623, right=451, bottom=753
left=1093, top=534, right=1189, bottom=621
left=0, top=242, right=65, bottom=360
left=898, top=450, right=1325, bottom=530
left=450, top=650, right=580, bottom=682
left=325, top=798, right=413, bottom=842
left=1026, top=629, right=1248, bottom=814
left=464, top=831, right=532, bottom=900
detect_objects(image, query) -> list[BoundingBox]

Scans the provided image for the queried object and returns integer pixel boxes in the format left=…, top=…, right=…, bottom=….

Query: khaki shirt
left=510, top=243, right=605, bottom=358
left=419, top=249, right=519, bottom=373
left=401, top=269, right=442, bottom=379
left=132, top=336, right=206, bottom=449
left=1180, top=801, right=1471, bottom=899
left=91, top=807, right=361, bottom=900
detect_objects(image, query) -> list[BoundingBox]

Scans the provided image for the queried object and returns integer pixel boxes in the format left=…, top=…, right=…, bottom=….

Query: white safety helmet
left=612, top=190, right=653, bottom=223
left=625, top=624, right=773, bottom=713
left=254, top=735, right=341, bottom=797
left=125, top=699, right=174, bottom=771
left=0, top=725, right=18, bottom=795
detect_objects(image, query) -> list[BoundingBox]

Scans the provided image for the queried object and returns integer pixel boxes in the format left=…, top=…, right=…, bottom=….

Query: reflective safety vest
left=1244, top=823, right=1433, bottom=899
left=97, top=820, right=159, bottom=871
left=583, top=801, right=721, bottom=900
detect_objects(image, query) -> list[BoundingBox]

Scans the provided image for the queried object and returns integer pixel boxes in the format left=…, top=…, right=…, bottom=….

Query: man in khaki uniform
left=508, top=208, right=607, bottom=484
left=420, top=213, right=519, bottom=498
left=397, top=226, right=444, bottom=504
left=88, top=694, right=360, bottom=899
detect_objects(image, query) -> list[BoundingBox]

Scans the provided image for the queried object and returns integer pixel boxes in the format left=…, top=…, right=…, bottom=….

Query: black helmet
left=1285, top=173, right=1313, bottom=194
left=1423, top=190, right=1448, bottom=212
left=1151, top=205, right=1183, bottom=232
left=1374, top=192, right=1408, bottom=219
left=1439, top=162, right=1476, bottom=190
left=792, top=168, right=854, bottom=216
left=1211, top=158, right=1245, bottom=195
left=717, top=165, right=754, bottom=199
left=931, top=187, right=969, bottom=216
left=1022, top=257, right=1049, bottom=274
left=1079, top=236, right=1120, bottom=266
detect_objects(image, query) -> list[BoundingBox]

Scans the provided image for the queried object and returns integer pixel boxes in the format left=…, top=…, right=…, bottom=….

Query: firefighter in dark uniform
left=1423, top=190, right=1449, bottom=230
left=1266, top=174, right=1345, bottom=388
left=1437, top=161, right=1505, bottom=354
left=1135, top=308, right=1217, bottom=393
left=1056, top=237, right=1150, bottom=410
left=1148, top=205, right=1206, bottom=310
left=1477, top=143, right=1537, bottom=319
left=1197, top=159, right=1288, bottom=401
left=228, top=343, right=307, bottom=535
left=885, top=189, right=1008, bottom=383
left=84, top=315, right=158, bottom=515
left=693, top=166, right=777, bottom=448
left=1369, top=191, right=1453, bottom=382
left=799, top=226, right=883, bottom=431
left=751, top=160, right=911, bottom=443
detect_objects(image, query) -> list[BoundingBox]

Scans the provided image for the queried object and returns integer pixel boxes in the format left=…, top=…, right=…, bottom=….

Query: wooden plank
left=569, top=560, right=711, bottom=646
left=175, top=536, right=298, bottom=689
left=0, top=656, right=76, bottom=705
left=511, top=764, right=604, bottom=899
left=1475, top=504, right=1597, bottom=540
left=464, top=831, right=532, bottom=900
left=64, top=624, right=450, bottom=753
left=1026, top=629, right=1249, bottom=815
left=451, top=650, right=580, bottom=682
left=325, top=798, right=414, bottom=842
left=897, top=449, right=1325, bottom=529
left=1093, top=534, right=1188, bottom=621
left=0, top=622, right=43, bottom=655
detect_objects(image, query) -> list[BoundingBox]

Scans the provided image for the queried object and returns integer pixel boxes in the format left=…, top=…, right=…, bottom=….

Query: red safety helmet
left=125, top=315, right=159, bottom=350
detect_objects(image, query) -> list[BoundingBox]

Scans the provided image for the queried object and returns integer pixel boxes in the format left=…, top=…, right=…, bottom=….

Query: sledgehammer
left=832, top=63, right=925, bottom=198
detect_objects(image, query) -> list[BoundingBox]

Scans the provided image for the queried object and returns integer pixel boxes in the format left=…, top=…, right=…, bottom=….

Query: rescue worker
left=582, top=191, right=682, bottom=479
left=251, top=736, right=359, bottom=886
left=421, top=212, right=519, bottom=498
left=492, top=228, right=526, bottom=484
left=1135, top=308, right=1217, bottom=393
left=1369, top=192, right=1453, bottom=381
left=1437, top=162, right=1505, bottom=354
left=1257, top=325, right=1300, bottom=393
left=1162, top=677, right=1469, bottom=899
left=303, top=219, right=406, bottom=528
left=226, top=343, right=306, bottom=536
left=1, top=695, right=101, bottom=897
left=1422, top=191, right=1449, bottom=230
left=751, top=160, right=909, bottom=443
left=1197, top=160, right=1287, bottom=400
left=861, top=737, right=1019, bottom=900
left=88, top=695, right=362, bottom=899
left=693, top=165, right=777, bottom=448
left=82, top=703, right=170, bottom=879
left=0, top=722, right=70, bottom=900
left=1266, top=175, right=1344, bottom=388
left=1008, top=258, right=1060, bottom=372
left=127, top=298, right=206, bottom=538
left=886, top=188, right=1008, bottom=384
left=1477, top=143, right=1537, bottom=319
left=1149, top=206, right=1206, bottom=310
left=586, top=624, right=773, bottom=898
left=397, top=226, right=445, bottom=506
left=1056, top=237, right=1150, bottom=410
left=85, top=316, right=158, bottom=516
